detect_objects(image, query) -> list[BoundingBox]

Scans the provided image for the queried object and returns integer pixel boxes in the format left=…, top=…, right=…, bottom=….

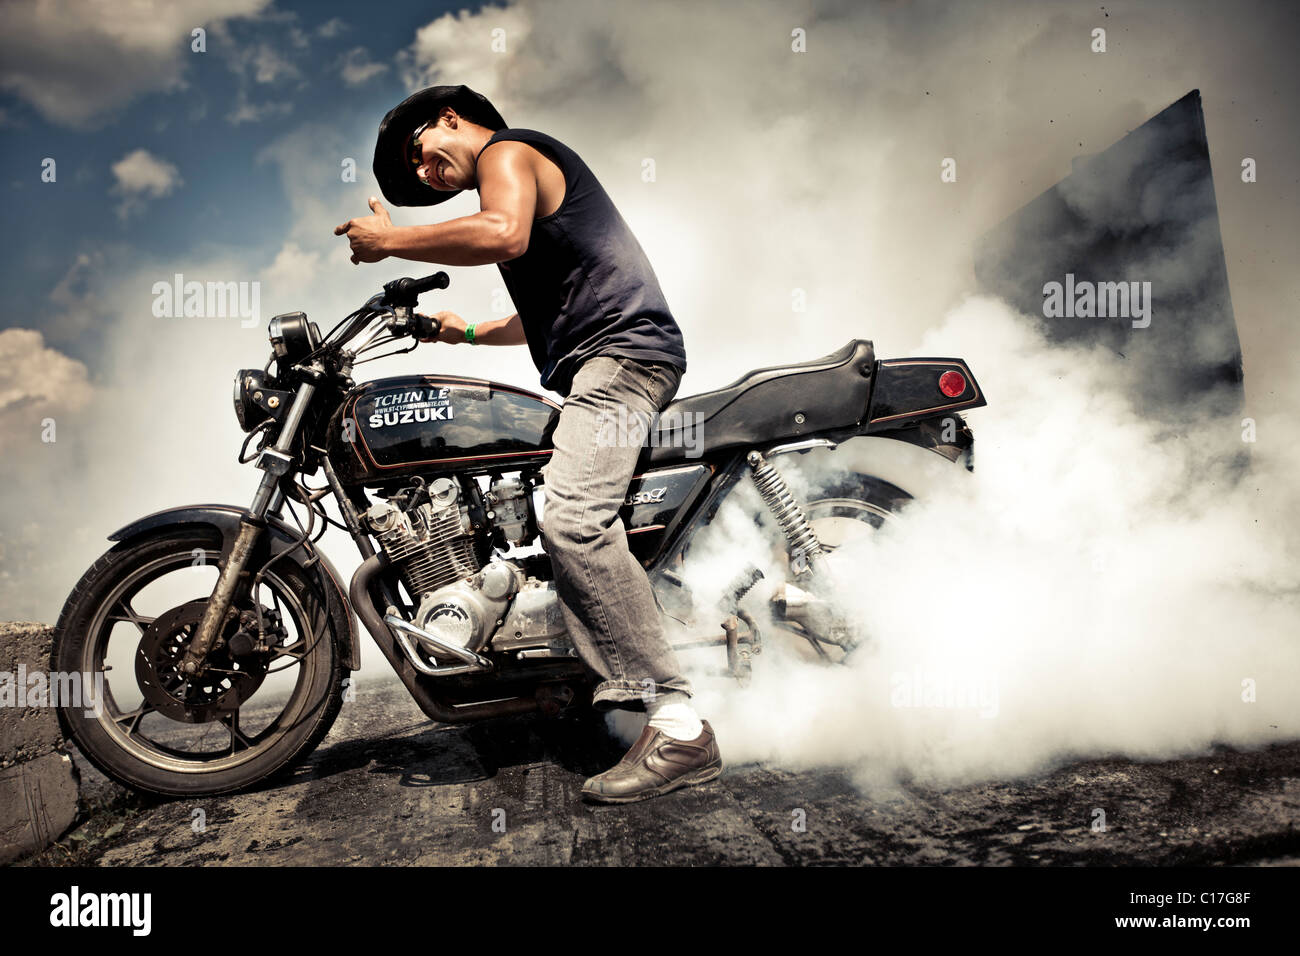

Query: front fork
left=178, top=382, right=317, bottom=677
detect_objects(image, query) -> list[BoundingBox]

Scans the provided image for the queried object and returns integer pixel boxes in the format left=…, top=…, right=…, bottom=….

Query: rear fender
left=860, top=357, right=985, bottom=469
left=107, top=504, right=360, bottom=670
left=871, top=413, right=976, bottom=469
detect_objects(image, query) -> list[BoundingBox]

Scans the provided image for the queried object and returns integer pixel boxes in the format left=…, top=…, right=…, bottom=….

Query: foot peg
left=770, top=582, right=860, bottom=655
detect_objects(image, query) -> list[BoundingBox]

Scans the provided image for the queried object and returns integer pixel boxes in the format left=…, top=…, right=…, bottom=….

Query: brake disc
left=134, top=600, right=270, bottom=723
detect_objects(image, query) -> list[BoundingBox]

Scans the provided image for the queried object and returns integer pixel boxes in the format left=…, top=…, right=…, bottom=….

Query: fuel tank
left=327, top=374, right=560, bottom=486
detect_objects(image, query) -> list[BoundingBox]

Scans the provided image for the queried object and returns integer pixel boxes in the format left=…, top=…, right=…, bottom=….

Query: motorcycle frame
left=109, top=288, right=982, bottom=723
left=110, top=414, right=973, bottom=727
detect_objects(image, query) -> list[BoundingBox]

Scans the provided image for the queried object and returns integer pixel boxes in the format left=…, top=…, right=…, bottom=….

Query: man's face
left=411, top=108, right=470, bottom=193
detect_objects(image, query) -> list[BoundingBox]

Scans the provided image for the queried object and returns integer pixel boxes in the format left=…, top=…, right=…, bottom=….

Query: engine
left=364, top=475, right=567, bottom=661
left=365, top=477, right=480, bottom=595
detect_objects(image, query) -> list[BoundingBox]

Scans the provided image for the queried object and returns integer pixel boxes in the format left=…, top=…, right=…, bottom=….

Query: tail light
left=938, top=370, right=967, bottom=397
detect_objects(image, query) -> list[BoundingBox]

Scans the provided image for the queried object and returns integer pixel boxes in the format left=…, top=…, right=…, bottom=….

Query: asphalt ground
left=16, top=678, right=1300, bottom=867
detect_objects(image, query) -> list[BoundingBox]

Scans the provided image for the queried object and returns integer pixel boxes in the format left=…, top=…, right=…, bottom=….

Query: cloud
left=263, top=241, right=321, bottom=286
left=316, top=17, right=348, bottom=39
left=0, top=0, right=272, bottom=126
left=110, top=148, right=183, bottom=219
left=398, top=0, right=1300, bottom=391
left=0, top=330, right=97, bottom=614
left=226, top=90, right=294, bottom=125
left=111, top=150, right=182, bottom=196
left=339, top=47, right=388, bottom=87
left=228, top=40, right=301, bottom=84
left=0, top=247, right=281, bottom=620
left=0, top=328, right=94, bottom=447
left=215, top=17, right=323, bottom=124
left=41, top=245, right=144, bottom=348
left=401, top=4, right=529, bottom=102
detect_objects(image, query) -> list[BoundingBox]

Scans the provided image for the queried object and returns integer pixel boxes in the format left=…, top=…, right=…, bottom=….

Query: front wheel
left=53, top=527, right=348, bottom=797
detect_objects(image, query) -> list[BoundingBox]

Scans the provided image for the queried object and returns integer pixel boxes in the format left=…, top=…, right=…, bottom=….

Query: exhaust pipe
left=349, top=553, right=538, bottom=723
left=384, top=612, right=492, bottom=676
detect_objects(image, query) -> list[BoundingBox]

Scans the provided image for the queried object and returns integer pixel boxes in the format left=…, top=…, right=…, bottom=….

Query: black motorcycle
left=52, top=273, right=985, bottom=796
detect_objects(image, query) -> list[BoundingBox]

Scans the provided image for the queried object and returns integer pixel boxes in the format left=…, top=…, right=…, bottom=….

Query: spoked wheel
left=53, top=528, right=347, bottom=797
left=779, top=473, right=912, bottom=663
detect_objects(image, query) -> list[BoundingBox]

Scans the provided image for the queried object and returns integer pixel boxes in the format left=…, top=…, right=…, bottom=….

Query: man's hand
left=334, top=196, right=394, bottom=264
left=420, top=310, right=468, bottom=344
left=416, top=312, right=524, bottom=346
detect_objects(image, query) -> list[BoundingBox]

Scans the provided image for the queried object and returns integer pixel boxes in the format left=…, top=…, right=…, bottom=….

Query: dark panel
left=974, top=89, right=1244, bottom=423
left=646, top=340, right=876, bottom=465
left=618, top=463, right=711, bottom=562
left=866, top=358, right=985, bottom=429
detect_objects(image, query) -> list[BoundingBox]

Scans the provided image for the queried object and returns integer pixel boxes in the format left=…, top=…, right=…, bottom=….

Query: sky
left=1, top=0, right=1298, bottom=783
left=0, top=0, right=455, bottom=363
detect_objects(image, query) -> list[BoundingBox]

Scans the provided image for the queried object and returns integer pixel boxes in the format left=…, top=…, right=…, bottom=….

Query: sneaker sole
left=581, top=761, right=724, bottom=805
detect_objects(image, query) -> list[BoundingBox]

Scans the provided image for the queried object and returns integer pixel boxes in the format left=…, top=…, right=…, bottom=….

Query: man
left=335, top=85, right=722, bottom=804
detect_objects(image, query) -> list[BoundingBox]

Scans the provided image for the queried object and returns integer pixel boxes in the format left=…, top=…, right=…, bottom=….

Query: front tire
left=53, top=527, right=348, bottom=797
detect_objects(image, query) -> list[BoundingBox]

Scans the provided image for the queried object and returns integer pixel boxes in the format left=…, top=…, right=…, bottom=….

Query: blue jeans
left=541, top=354, right=692, bottom=711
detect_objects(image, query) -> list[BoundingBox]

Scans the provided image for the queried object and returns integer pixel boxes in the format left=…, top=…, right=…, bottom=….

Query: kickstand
left=722, top=611, right=762, bottom=685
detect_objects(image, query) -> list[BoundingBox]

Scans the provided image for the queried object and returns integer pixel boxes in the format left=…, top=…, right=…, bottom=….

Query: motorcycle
left=52, top=273, right=985, bottom=796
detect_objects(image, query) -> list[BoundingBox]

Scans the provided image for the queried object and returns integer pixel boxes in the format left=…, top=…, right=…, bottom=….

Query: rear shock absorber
left=746, top=450, right=826, bottom=577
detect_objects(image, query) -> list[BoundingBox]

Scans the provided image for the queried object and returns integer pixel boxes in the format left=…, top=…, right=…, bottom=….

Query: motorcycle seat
left=644, top=339, right=876, bottom=465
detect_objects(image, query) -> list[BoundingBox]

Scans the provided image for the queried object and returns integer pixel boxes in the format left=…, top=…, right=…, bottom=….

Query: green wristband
left=464, top=323, right=476, bottom=345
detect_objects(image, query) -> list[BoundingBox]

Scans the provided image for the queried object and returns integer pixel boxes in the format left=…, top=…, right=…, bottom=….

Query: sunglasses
left=407, top=121, right=432, bottom=176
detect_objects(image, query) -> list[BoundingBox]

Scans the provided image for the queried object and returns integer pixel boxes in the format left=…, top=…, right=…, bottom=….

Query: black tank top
left=476, top=128, right=687, bottom=398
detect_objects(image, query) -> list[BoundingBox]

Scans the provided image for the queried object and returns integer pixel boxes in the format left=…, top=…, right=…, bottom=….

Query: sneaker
left=580, top=720, right=723, bottom=804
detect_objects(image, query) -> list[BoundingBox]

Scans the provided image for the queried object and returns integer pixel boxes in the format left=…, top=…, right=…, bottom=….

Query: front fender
left=108, top=504, right=360, bottom=670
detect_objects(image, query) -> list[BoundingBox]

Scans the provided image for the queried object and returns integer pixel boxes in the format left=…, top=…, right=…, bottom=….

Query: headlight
left=232, top=369, right=290, bottom=433
left=233, top=370, right=260, bottom=432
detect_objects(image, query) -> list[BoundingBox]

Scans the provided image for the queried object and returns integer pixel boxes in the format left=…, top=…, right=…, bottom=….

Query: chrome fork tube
left=248, top=382, right=315, bottom=517
left=180, top=381, right=316, bottom=676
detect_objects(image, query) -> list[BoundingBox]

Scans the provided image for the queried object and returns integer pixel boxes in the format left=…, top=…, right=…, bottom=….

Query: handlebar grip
left=408, top=272, right=450, bottom=294
left=383, top=272, right=450, bottom=306
left=394, top=272, right=449, bottom=297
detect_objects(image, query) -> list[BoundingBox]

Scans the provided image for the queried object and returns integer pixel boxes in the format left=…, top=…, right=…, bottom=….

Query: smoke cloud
left=655, top=296, right=1300, bottom=788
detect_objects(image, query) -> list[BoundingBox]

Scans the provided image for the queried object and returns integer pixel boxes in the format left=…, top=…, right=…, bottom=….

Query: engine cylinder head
left=366, top=482, right=481, bottom=598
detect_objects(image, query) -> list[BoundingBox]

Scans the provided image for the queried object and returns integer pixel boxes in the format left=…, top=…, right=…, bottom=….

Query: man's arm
left=335, top=142, right=538, bottom=266
left=425, top=311, right=526, bottom=346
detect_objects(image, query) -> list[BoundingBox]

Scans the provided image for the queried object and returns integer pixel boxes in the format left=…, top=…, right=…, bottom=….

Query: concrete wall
left=0, top=622, right=80, bottom=864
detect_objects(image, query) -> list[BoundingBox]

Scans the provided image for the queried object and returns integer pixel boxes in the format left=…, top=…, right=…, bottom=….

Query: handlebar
left=300, top=273, right=451, bottom=370
left=412, top=312, right=441, bottom=341
left=382, top=272, right=448, bottom=341
left=383, top=271, right=449, bottom=307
